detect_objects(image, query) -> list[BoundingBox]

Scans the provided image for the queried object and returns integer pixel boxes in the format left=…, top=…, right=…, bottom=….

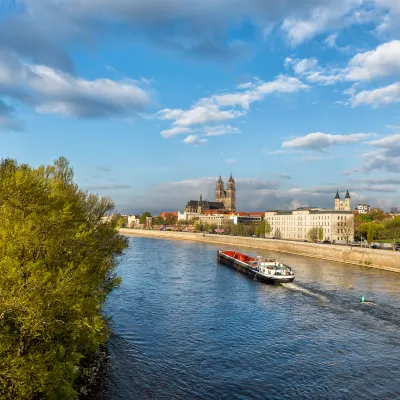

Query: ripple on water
left=102, top=237, right=400, bottom=400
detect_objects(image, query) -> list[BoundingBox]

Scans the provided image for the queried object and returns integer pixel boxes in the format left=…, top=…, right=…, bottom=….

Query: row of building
left=125, top=176, right=383, bottom=243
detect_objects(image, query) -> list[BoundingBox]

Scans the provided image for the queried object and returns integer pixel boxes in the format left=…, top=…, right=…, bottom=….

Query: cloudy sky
left=2, top=0, right=400, bottom=213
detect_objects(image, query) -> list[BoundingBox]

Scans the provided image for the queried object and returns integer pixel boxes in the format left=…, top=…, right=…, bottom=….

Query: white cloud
left=281, top=0, right=363, bottom=46
left=350, top=82, right=400, bottom=107
left=226, top=158, right=236, bottom=164
left=203, top=125, right=241, bottom=136
left=325, top=33, right=339, bottom=47
left=346, top=40, right=400, bottom=81
left=286, top=57, right=343, bottom=86
left=288, top=40, right=400, bottom=90
left=0, top=54, right=151, bottom=118
left=282, top=132, right=371, bottom=151
left=346, top=134, right=400, bottom=173
left=158, top=75, right=308, bottom=141
left=293, top=58, right=319, bottom=75
left=158, top=105, right=243, bottom=127
left=182, top=134, right=208, bottom=146
left=202, top=75, right=309, bottom=111
left=375, top=0, right=400, bottom=34
left=237, top=82, right=254, bottom=89
left=369, top=134, right=400, bottom=149
left=160, top=126, right=193, bottom=138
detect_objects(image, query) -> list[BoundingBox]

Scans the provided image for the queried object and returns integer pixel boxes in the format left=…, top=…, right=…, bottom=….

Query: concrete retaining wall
left=119, top=229, right=400, bottom=273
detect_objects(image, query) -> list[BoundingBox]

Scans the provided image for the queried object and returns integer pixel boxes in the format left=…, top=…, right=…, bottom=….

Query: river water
left=101, top=236, right=400, bottom=399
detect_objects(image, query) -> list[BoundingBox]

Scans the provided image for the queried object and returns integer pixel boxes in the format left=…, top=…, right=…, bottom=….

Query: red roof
left=248, top=212, right=265, bottom=217
left=203, top=210, right=229, bottom=215
left=160, top=212, right=178, bottom=218
left=232, top=212, right=250, bottom=216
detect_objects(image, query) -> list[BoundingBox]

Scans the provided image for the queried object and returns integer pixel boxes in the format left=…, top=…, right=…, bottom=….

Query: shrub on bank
left=0, top=157, right=128, bottom=399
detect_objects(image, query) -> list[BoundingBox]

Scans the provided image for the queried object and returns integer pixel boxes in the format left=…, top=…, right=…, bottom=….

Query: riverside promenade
left=120, top=228, right=400, bottom=273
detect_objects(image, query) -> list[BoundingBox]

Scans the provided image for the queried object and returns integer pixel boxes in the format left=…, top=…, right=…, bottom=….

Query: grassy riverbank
left=120, top=228, right=400, bottom=274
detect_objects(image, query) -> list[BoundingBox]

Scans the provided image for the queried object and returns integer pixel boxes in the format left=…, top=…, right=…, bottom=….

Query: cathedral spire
left=335, top=189, right=340, bottom=200
left=345, top=189, right=350, bottom=199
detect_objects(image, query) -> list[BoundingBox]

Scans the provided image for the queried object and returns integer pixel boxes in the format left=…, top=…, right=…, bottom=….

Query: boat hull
left=217, top=250, right=295, bottom=284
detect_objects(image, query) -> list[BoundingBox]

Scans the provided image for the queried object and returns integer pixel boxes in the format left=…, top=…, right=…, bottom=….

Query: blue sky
left=1, top=0, right=400, bottom=213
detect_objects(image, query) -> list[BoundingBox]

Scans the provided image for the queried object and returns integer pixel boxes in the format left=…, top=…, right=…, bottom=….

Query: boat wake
left=281, top=283, right=400, bottom=330
left=281, top=282, right=329, bottom=302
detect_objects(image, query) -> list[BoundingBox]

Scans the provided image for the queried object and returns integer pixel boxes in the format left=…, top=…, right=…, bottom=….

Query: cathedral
left=185, top=174, right=236, bottom=213
left=334, top=189, right=351, bottom=211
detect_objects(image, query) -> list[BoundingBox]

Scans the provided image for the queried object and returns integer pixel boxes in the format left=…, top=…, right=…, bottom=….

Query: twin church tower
left=216, top=174, right=236, bottom=211
left=185, top=174, right=236, bottom=213
left=334, top=189, right=351, bottom=211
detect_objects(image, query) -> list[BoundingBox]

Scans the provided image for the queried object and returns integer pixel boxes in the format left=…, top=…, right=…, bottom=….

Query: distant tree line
left=355, top=211, right=400, bottom=248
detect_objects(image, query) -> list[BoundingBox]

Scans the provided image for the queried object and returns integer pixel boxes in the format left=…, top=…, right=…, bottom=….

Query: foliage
left=111, top=213, right=127, bottom=228
left=356, top=222, right=384, bottom=243
left=369, top=208, right=389, bottom=222
left=367, top=223, right=374, bottom=244
left=0, top=157, right=128, bottom=399
left=189, top=217, right=199, bottom=225
left=255, top=219, right=271, bottom=238
left=307, top=227, right=319, bottom=242
left=355, top=213, right=373, bottom=223
left=153, top=216, right=165, bottom=225
left=164, top=216, right=177, bottom=225
left=139, top=212, right=152, bottom=224
left=318, top=226, right=324, bottom=241
left=379, top=217, right=400, bottom=248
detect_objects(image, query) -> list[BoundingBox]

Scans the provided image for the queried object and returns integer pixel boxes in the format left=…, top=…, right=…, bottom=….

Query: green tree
left=367, top=222, right=374, bottom=244
left=255, top=219, right=272, bottom=238
left=189, top=217, right=199, bottom=225
left=164, top=216, right=177, bottom=225
left=356, top=213, right=373, bottom=223
left=153, top=216, right=165, bottom=225
left=307, top=227, right=319, bottom=241
left=370, top=208, right=389, bottom=222
left=381, top=217, right=400, bottom=249
left=357, top=222, right=384, bottom=244
left=111, top=213, right=127, bottom=228
left=265, top=220, right=272, bottom=236
left=0, top=157, right=128, bottom=399
left=318, top=226, right=324, bottom=241
left=139, top=211, right=152, bottom=224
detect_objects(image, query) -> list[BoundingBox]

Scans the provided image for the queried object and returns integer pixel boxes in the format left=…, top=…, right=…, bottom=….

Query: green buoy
left=361, top=295, right=365, bottom=303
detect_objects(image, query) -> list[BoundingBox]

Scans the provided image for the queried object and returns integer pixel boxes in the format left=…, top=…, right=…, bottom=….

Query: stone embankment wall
left=119, top=229, right=400, bottom=273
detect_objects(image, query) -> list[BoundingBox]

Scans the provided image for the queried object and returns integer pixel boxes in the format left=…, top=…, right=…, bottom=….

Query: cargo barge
left=217, top=249, right=295, bottom=284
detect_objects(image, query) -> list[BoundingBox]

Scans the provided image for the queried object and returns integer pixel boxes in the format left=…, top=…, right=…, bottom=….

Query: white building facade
left=356, top=203, right=371, bottom=214
left=127, top=215, right=140, bottom=228
left=177, top=211, right=229, bottom=226
left=264, top=208, right=354, bottom=243
left=229, top=215, right=263, bottom=225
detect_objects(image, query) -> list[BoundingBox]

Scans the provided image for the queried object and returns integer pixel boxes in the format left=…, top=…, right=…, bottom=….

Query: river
left=100, top=236, right=400, bottom=399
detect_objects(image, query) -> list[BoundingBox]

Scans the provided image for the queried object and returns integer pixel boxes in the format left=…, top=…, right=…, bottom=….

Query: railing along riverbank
left=119, top=228, right=400, bottom=274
